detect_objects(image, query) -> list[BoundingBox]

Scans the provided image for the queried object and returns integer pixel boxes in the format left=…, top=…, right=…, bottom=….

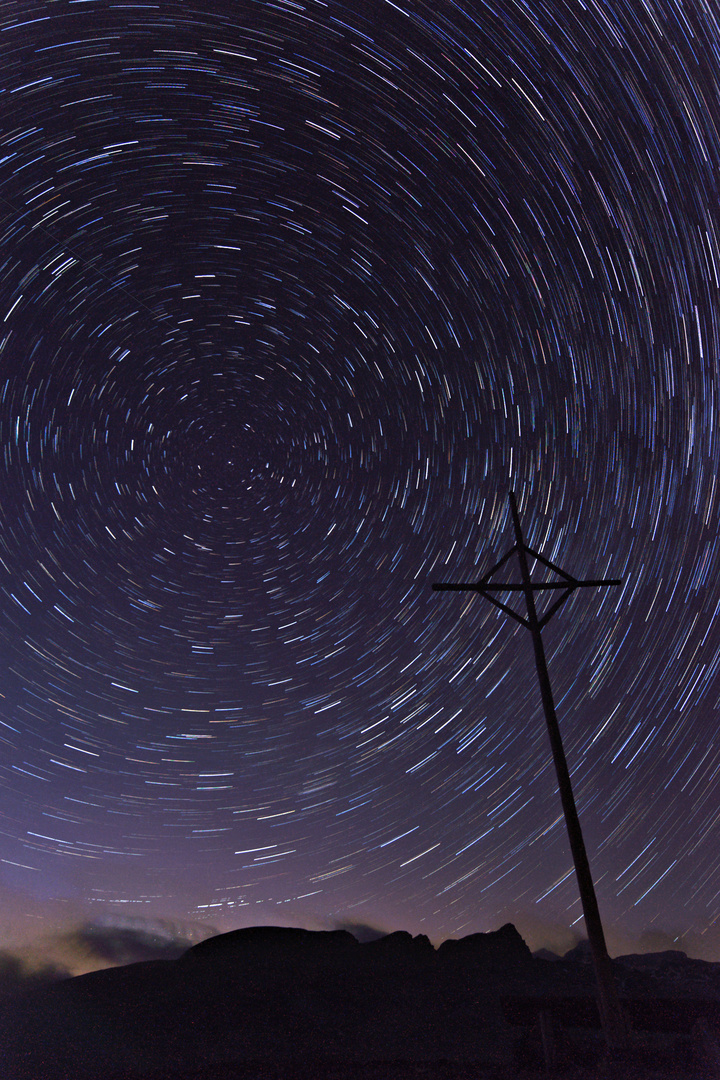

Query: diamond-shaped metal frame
left=433, top=505, right=618, bottom=629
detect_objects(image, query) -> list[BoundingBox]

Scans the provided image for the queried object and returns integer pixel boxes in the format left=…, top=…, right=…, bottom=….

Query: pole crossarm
left=434, top=580, right=620, bottom=590
left=433, top=579, right=620, bottom=629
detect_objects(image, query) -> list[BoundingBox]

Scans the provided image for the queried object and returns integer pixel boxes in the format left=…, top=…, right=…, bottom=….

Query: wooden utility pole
left=433, top=492, right=628, bottom=1051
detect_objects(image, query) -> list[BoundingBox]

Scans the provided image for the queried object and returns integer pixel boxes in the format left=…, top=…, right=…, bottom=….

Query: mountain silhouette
left=0, top=923, right=717, bottom=1078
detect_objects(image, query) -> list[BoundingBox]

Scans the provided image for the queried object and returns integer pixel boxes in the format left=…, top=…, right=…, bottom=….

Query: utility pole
left=433, top=492, right=628, bottom=1052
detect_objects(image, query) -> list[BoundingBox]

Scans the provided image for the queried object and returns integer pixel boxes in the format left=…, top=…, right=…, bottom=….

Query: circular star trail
left=0, top=0, right=719, bottom=958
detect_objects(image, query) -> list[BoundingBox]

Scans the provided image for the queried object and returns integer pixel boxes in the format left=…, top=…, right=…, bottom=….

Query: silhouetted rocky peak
left=613, top=949, right=720, bottom=999
left=532, top=947, right=563, bottom=962
left=181, top=924, right=359, bottom=967
left=437, top=922, right=532, bottom=970
left=563, top=938, right=593, bottom=963
left=361, top=929, right=435, bottom=969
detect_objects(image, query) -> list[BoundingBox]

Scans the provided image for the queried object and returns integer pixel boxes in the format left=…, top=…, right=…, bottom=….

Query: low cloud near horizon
left=0, top=914, right=218, bottom=992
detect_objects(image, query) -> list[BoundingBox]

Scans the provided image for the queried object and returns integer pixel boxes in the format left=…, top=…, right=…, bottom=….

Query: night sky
left=0, top=0, right=719, bottom=972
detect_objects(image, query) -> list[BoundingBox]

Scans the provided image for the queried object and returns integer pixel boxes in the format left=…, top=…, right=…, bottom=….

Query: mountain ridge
left=0, top=923, right=718, bottom=1078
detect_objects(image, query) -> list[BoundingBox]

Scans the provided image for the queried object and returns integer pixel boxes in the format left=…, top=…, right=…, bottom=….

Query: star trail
left=0, top=0, right=719, bottom=964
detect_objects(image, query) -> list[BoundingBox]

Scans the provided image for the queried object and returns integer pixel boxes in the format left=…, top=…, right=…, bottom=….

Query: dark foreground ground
left=101, top=1057, right=717, bottom=1080
left=2, top=925, right=719, bottom=1080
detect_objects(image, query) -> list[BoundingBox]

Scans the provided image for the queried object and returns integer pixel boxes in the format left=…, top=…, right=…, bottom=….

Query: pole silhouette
left=433, top=492, right=628, bottom=1052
